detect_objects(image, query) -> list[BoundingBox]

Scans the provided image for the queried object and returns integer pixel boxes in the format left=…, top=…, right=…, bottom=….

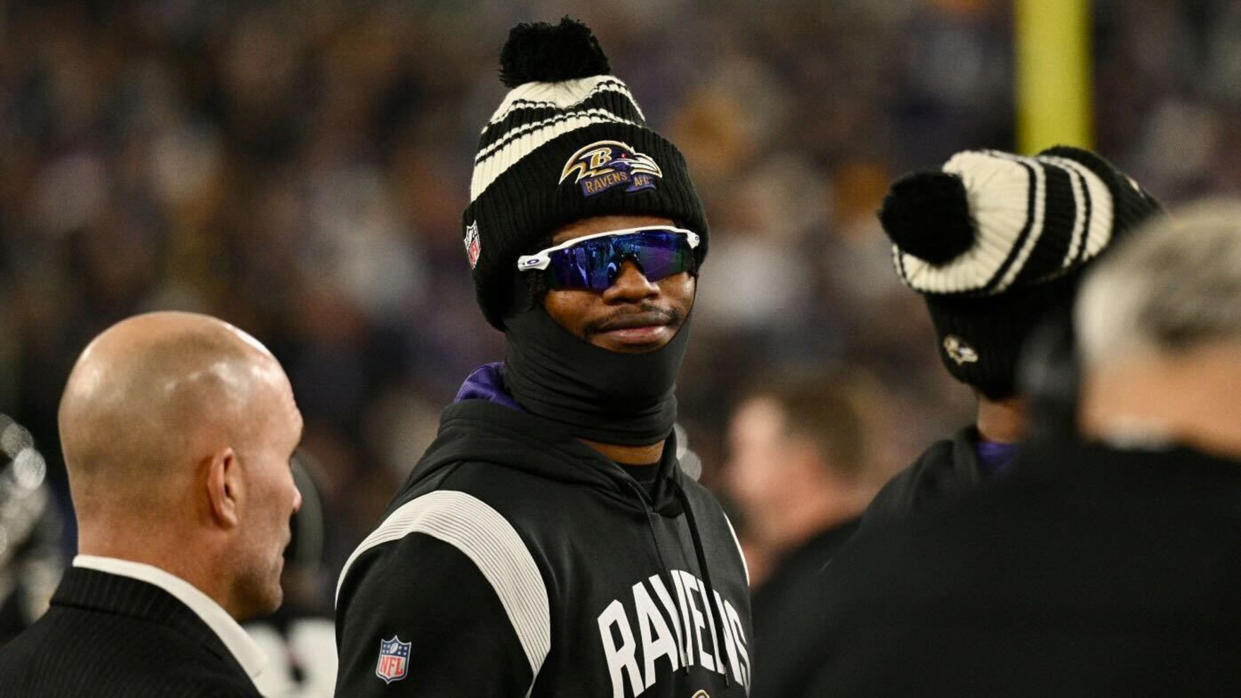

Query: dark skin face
left=541, top=215, right=697, bottom=354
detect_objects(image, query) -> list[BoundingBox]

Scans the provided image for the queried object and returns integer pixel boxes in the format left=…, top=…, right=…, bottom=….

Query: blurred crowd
left=1, top=0, right=1239, bottom=617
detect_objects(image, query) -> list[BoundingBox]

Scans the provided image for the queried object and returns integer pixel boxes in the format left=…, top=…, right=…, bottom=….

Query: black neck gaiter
left=503, top=306, right=691, bottom=446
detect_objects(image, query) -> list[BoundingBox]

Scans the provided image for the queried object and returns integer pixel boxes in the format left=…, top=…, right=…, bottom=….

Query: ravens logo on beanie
left=463, top=17, right=709, bottom=330
left=878, top=146, right=1164, bottom=399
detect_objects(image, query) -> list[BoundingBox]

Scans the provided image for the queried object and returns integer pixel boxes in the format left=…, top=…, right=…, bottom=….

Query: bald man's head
left=60, top=311, right=304, bottom=619
left=59, top=311, right=294, bottom=518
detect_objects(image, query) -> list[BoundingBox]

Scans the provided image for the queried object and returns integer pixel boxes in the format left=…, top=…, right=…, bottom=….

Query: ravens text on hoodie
left=334, top=397, right=753, bottom=697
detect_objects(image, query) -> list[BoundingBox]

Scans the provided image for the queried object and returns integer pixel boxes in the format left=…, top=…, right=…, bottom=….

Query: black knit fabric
left=0, top=568, right=261, bottom=697
left=924, top=274, right=1080, bottom=399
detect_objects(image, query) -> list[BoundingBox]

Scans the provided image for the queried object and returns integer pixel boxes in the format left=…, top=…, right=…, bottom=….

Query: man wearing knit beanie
left=862, top=146, right=1163, bottom=525
left=803, top=202, right=1241, bottom=696
left=335, top=19, right=751, bottom=697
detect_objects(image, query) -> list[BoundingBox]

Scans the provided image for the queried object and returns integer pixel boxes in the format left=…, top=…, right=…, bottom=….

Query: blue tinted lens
left=546, top=231, right=694, bottom=291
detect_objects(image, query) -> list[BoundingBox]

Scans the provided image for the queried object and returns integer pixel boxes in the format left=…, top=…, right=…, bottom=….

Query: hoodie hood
left=405, top=399, right=688, bottom=516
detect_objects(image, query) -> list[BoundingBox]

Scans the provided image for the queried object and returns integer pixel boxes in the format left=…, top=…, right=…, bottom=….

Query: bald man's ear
left=206, top=448, right=241, bottom=529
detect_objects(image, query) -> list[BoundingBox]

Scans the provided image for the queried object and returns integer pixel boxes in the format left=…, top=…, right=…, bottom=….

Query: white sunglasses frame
left=515, top=226, right=701, bottom=272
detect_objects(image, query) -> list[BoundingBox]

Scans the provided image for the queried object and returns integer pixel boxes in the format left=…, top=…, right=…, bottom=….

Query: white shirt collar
left=73, top=555, right=267, bottom=679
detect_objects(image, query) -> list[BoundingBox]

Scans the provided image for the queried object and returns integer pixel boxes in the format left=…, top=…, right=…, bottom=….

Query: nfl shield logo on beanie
left=375, top=636, right=410, bottom=684
left=464, top=221, right=481, bottom=269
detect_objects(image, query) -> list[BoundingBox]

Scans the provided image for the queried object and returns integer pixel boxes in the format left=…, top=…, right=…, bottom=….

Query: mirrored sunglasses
left=516, top=226, right=701, bottom=292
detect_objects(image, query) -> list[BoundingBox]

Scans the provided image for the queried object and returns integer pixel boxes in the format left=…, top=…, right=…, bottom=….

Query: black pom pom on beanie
left=463, top=17, right=709, bottom=330
left=878, top=146, right=1164, bottom=398
left=500, top=18, right=611, bottom=87
left=879, top=172, right=974, bottom=266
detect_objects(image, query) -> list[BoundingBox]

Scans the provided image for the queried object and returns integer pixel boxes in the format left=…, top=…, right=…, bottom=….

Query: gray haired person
left=1076, top=200, right=1241, bottom=450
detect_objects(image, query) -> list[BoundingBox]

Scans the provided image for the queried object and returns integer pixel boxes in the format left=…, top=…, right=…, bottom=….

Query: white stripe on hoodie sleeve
left=336, top=490, right=551, bottom=685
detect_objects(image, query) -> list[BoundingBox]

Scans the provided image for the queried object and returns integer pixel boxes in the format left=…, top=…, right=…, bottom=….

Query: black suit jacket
left=811, top=440, right=1241, bottom=696
left=0, top=567, right=262, bottom=697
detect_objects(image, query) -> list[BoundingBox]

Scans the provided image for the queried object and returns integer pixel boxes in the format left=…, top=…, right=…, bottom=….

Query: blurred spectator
left=724, top=371, right=882, bottom=586
left=724, top=371, right=888, bottom=698
left=0, top=416, right=64, bottom=647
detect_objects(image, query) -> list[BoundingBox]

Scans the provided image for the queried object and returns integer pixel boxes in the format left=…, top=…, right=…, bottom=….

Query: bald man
left=0, top=312, right=303, bottom=697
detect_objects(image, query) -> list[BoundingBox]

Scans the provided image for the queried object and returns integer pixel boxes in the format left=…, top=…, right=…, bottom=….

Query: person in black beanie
left=334, top=18, right=751, bottom=698
left=806, top=200, right=1241, bottom=696
left=861, top=146, right=1164, bottom=527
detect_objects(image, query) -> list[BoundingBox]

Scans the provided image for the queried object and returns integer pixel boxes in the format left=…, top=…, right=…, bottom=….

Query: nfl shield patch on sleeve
left=376, top=636, right=411, bottom=684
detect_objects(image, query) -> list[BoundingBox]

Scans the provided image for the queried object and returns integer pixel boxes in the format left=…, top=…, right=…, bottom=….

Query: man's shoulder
left=389, top=455, right=578, bottom=529
left=668, top=474, right=738, bottom=530
left=395, top=408, right=594, bottom=507
left=885, top=437, right=960, bottom=493
left=671, top=470, right=720, bottom=502
left=335, top=464, right=558, bottom=613
left=0, top=605, right=260, bottom=696
left=862, top=428, right=982, bottom=526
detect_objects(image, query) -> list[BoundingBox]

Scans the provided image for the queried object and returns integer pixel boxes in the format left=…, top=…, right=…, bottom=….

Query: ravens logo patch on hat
left=559, top=140, right=663, bottom=197
left=943, top=335, right=979, bottom=365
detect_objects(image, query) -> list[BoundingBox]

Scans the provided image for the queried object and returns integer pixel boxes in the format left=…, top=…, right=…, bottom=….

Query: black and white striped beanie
left=462, top=18, right=709, bottom=330
left=878, top=145, right=1163, bottom=398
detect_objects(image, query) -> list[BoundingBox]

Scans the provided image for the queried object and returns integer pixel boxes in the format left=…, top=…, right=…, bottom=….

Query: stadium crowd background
left=2, top=0, right=1239, bottom=616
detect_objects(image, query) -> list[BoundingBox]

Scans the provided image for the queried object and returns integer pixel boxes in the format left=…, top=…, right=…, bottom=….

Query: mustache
left=585, top=304, right=681, bottom=336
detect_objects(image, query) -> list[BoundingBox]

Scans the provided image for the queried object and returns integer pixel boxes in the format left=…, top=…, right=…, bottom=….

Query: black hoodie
left=334, top=399, right=752, bottom=697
